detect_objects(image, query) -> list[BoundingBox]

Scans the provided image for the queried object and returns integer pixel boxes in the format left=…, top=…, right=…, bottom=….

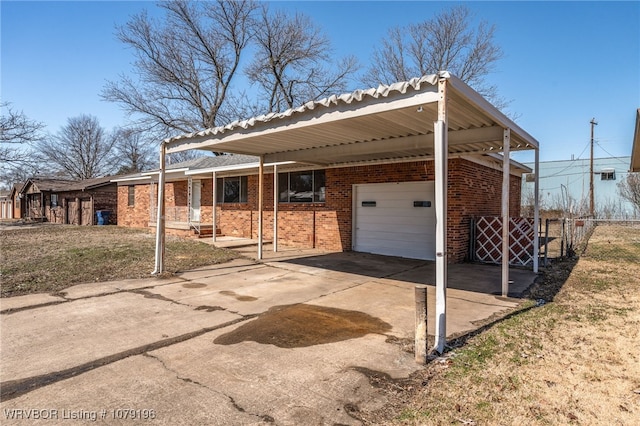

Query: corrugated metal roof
left=167, top=74, right=445, bottom=144
left=163, top=72, right=539, bottom=167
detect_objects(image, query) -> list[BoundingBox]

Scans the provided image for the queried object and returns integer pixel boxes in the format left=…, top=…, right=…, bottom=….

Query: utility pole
left=589, top=118, right=598, bottom=217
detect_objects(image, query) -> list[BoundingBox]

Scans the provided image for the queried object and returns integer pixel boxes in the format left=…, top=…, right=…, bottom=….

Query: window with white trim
left=216, top=176, right=248, bottom=203
left=600, top=170, right=616, bottom=181
left=278, top=170, right=326, bottom=203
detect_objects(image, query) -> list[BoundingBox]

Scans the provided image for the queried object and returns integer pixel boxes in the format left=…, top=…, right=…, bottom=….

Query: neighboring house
left=521, top=156, right=636, bottom=218
left=0, top=190, right=11, bottom=219
left=10, top=184, right=24, bottom=219
left=19, top=176, right=118, bottom=225
left=116, top=154, right=529, bottom=263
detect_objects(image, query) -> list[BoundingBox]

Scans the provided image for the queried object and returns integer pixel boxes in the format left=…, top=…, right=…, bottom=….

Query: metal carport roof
left=164, top=72, right=538, bottom=166
left=155, top=71, right=541, bottom=355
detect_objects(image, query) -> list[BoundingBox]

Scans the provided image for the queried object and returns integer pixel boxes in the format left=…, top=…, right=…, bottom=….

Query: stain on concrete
left=214, top=304, right=391, bottom=348
left=182, top=283, right=207, bottom=289
left=219, top=290, right=258, bottom=302
left=131, top=290, right=175, bottom=303
left=195, top=305, right=225, bottom=312
left=350, top=366, right=415, bottom=393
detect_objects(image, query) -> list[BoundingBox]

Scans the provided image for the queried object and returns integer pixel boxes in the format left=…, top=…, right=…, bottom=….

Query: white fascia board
left=184, top=161, right=296, bottom=176
left=447, top=75, right=540, bottom=150
left=110, top=176, right=152, bottom=184
left=142, top=167, right=189, bottom=176
left=485, top=153, right=533, bottom=173
left=459, top=153, right=531, bottom=176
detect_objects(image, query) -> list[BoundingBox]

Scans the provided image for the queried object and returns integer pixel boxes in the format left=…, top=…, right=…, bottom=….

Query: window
left=216, top=176, right=248, bottom=203
left=278, top=170, right=325, bottom=203
left=600, top=170, right=616, bottom=181
left=50, top=194, right=58, bottom=208
left=128, top=186, right=135, bottom=206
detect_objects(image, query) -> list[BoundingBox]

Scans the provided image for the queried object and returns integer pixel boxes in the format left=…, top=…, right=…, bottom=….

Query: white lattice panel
left=475, top=217, right=535, bottom=266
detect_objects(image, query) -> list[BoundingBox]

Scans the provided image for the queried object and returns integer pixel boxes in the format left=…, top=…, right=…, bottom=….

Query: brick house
left=19, top=176, right=118, bottom=224
left=117, top=154, right=527, bottom=263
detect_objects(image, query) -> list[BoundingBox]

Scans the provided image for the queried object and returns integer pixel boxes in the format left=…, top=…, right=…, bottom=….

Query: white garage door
left=353, top=181, right=436, bottom=260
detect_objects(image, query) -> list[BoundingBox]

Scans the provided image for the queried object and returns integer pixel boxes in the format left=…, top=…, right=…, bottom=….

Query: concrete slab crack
left=0, top=315, right=255, bottom=402
left=143, top=353, right=275, bottom=424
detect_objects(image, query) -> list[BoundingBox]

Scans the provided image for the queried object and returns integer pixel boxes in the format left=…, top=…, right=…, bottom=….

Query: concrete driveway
left=0, top=249, right=536, bottom=425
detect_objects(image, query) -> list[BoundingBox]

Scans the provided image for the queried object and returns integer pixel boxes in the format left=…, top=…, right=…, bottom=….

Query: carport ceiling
left=164, top=72, right=539, bottom=166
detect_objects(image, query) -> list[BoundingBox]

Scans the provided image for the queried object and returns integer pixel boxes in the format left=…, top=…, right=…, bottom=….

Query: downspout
left=433, top=76, right=449, bottom=354
left=502, top=129, right=511, bottom=297
left=153, top=142, right=166, bottom=275
left=533, top=148, right=540, bottom=273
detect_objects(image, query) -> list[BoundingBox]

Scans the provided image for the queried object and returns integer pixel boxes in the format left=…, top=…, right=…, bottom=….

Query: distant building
left=0, top=190, right=11, bottom=219
left=522, top=156, right=637, bottom=219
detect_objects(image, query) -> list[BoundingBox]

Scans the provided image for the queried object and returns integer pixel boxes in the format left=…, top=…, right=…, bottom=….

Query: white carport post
left=533, top=148, right=540, bottom=273
left=273, top=164, right=278, bottom=252
left=501, top=129, right=511, bottom=297
left=433, top=77, right=448, bottom=354
left=153, top=143, right=166, bottom=275
left=257, top=155, right=264, bottom=260
left=212, top=171, right=217, bottom=243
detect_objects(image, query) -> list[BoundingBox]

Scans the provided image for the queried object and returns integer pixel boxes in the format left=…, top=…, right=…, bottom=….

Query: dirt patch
left=213, top=304, right=391, bottom=348
left=219, top=290, right=258, bottom=301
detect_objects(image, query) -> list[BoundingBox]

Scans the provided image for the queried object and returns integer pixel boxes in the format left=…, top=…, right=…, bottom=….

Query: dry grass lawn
left=0, top=224, right=239, bottom=297
left=363, top=224, right=640, bottom=425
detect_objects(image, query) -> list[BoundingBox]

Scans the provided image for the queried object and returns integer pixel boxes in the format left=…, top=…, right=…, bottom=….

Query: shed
left=19, top=176, right=118, bottom=225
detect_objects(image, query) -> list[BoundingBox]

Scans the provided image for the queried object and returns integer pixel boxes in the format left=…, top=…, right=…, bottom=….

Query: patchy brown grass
left=0, top=225, right=239, bottom=297
left=362, top=225, right=640, bottom=425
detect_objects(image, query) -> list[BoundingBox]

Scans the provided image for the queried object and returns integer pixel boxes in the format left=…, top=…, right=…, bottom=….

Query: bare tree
left=38, top=115, right=117, bottom=180
left=246, top=6, right=359, bottom=112
left=362, top=6, right=504, bottom=105
left=618, top=173, right=640, bottom=214
left=1, top=102, right=45, bottom=167
left=102, top=0, right=257, bottom=137
left=111, top=128, right=157, bottom=174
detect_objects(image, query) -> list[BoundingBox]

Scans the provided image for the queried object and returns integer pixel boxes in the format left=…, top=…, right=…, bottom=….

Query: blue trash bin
left=96, top=210, right=111, bottom=225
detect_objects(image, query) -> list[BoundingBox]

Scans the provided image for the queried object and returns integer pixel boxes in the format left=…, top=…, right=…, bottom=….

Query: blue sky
left=2, top=1, right=639, bottom=164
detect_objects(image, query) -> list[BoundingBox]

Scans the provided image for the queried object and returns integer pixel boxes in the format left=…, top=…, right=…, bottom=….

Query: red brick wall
left=121, top=159, right=522, bottom=262
left=117, top=184, right=151, bottom=228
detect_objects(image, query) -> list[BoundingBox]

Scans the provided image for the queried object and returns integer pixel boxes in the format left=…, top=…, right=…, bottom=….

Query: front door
left=190, top=180, right=201, bottom=222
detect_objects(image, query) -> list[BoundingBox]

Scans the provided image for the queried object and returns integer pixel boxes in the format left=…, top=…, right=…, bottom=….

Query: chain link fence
left=538, top=218, right=640, bottom=264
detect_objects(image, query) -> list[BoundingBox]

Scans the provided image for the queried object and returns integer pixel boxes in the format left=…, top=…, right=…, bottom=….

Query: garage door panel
left=354, top=181, right=436, bottom=260
left=357, top=236, right=435, bottom=249
left=355, top=208, right=433, bottom=219
left=356, top=222, right=436, bottom=235
left=357, top=215, right=436, bottom=229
